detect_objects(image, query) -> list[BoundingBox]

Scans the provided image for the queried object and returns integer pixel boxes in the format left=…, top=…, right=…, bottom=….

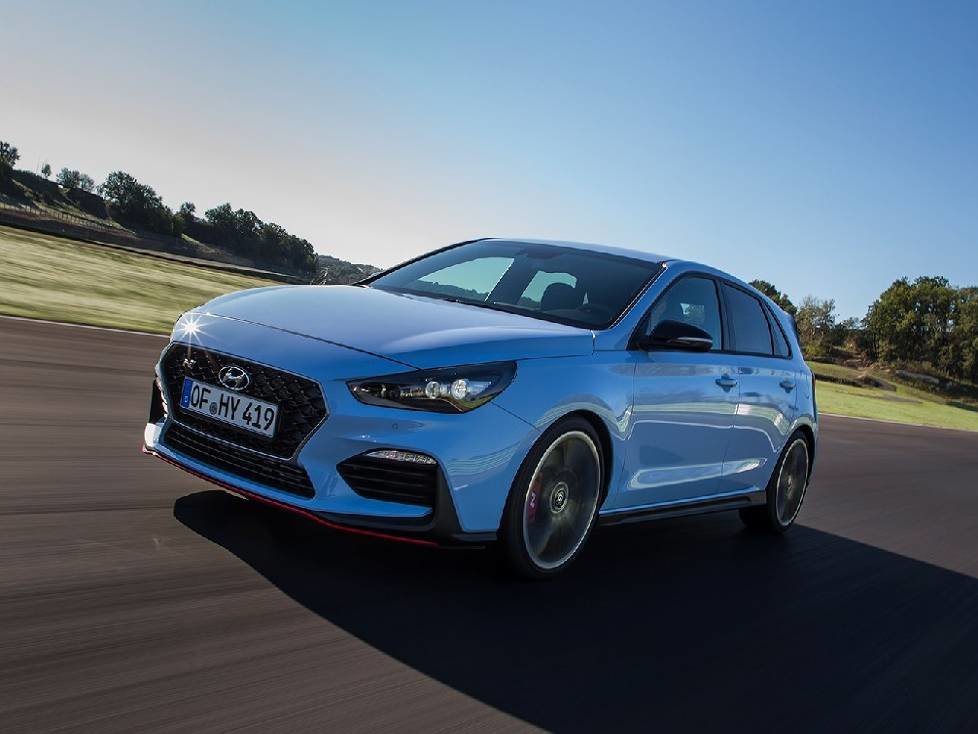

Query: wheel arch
left=548, top=409, right=615, bottom=505
left=794, top=422, right=816, bottom=477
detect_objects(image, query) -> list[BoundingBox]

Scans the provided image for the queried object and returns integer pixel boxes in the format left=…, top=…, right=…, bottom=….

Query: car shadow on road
left=174, top=490, right=978, bottom=732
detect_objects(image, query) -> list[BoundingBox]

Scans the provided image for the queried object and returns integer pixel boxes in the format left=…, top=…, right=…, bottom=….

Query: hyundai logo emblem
left=218, top=365, right=251, bottom=391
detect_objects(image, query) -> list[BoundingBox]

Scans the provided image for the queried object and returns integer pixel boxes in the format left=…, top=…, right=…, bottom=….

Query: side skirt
left=598, top=489, right=766, bottom=527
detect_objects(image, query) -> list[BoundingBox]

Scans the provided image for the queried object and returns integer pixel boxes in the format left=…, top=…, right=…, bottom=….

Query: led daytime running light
left=365, top=450, right=437, bottom=464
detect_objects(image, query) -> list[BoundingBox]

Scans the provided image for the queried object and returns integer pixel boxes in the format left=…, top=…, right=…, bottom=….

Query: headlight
left=348, top=362, right=517, bottom=413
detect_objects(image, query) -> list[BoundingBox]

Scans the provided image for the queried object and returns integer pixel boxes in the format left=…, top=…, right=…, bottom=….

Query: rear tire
left=499, top=417, right=604, bottom=579
left=739, top=431, right=811, bottom=533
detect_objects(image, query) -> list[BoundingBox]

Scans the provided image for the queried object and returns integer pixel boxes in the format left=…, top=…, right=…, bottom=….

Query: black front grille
left=160, top=344, right=327, bottom=459
left=163, top=423, right=315, bottom=498
left=337, top=454, right=441, bottom=507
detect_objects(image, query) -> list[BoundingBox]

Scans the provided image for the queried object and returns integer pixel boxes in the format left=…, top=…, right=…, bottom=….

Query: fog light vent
left=365, top=449, right=437, bottom=465
left=338, top=451, right=441, bottom=507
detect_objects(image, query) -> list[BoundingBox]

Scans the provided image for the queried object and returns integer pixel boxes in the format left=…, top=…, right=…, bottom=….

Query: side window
left=647, top=276, right=722, bottom=351
left=414, top=256, right=513, bottom=301
left=766, top=307, right=791, bottom=357
left=722, top=284, right=774, bottom=355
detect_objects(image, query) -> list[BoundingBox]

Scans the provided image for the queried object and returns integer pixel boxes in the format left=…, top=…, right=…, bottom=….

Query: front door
left=614, top=276, right=738, bottom=510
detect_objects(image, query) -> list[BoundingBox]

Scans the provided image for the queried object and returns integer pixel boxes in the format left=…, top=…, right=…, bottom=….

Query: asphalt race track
left=3, top=317, right=978, bottom=733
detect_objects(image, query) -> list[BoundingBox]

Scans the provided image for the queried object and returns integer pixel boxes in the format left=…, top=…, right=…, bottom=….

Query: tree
left=0, top=140, right=19, bottom=171
left=178, top=202, right=196, bottom=219
left=40, top=162, right=52, bottom=179
left=795, top=296, right=839, bottom=358
left=864, top=276, right=957, bottom=367
left=56, top=168, right=95, bottom=192
left=864, top=276, right=972, bottom=379
left=197, top=202, right=317, bottom=275
left=56, top=168, right=79, bottom=188
left=204, top=203, right=262, bottom=252
left=749, top=279, right=797, bottom=315
left=98, top=170, right=175, bottom=234
left=952, top=288, right=978, bottom=383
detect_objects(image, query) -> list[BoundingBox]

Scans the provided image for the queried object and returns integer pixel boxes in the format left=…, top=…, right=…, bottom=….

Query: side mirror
left=640, top=319, right=713, bottom=352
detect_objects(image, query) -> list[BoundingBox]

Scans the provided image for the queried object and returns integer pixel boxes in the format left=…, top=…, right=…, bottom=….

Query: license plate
left=179, top=378, right=278, bottom=437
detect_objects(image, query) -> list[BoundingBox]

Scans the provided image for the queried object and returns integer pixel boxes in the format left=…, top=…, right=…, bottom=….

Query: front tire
left=739, top=431, right=811, bottom=533
left=499, top=417, right=603, bottom=579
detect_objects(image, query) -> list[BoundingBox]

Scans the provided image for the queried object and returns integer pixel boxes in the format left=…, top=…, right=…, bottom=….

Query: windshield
left=367, top=240, right=661, bottom=329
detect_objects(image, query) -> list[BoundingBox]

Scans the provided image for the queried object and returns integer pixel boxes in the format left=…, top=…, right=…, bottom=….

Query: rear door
left=719, top=283, right=799, bottom=494
left=613, top=276, right=739, bottom=510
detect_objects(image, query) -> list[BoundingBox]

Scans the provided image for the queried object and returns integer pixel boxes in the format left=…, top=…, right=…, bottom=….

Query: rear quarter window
left=766, top=308, right=792, bottom=357
left=721, top=283, right=774, bottom=355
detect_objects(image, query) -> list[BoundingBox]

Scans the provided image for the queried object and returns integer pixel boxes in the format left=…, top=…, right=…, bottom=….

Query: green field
left=809, top=360, right=866, bottom=383
left=0, top=225, right=276, bottom=333
left=815, top=368, right=978, bottom=432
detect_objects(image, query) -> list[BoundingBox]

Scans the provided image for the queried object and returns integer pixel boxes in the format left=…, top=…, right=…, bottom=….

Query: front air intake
left=337, top=452, right=442, bottom=507
left=163, top=423, right=315, bottom=498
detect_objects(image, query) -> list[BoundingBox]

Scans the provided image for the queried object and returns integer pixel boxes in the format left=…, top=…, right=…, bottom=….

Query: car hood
left=196, top=285, right=594, bottom=369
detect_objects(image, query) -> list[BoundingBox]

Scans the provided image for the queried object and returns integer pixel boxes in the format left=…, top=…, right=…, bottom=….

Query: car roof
left=485, top=238, right=675, bottom=265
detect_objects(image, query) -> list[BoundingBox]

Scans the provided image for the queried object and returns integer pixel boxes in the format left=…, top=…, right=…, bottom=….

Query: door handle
left=715, top=376, right=738, bottom=390
left=780, top=379, right=796, bottom=392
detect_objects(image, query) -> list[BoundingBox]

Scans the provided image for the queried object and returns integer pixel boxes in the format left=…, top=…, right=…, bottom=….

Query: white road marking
left=0, top=313, right=167, bottom=338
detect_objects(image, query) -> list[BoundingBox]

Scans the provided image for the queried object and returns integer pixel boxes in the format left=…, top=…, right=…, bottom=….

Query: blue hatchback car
left=145, top=238, right=817, bottom=577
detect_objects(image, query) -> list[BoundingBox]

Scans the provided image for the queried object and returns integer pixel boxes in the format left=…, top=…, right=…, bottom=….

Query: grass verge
left=0, top=224, right=275, bottom=334
left=818, top=381, right=978, bottom=432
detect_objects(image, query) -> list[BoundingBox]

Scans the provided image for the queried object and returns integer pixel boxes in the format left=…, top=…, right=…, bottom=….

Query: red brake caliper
left=527, top=476, right=541, bottom=524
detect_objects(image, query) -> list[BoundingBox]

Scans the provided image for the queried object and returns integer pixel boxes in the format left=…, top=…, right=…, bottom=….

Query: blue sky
left=6, top=0, right=977, bottom=317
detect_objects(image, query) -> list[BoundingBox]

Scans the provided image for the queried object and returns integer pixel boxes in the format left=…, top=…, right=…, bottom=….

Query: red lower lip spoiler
left=143, top=446, right=438, bottom=547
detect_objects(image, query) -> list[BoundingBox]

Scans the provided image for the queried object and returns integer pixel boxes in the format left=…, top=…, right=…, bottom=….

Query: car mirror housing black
left=640, top=319, right=713, bottom=352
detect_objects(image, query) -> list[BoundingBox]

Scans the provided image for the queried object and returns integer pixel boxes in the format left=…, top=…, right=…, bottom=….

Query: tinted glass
left=647, top=277, right=722, bottom=350
left=520, top=271, right=577, bottom=307
left=369, top=241, right=660, bottom=328
left=766, top=308, right=791, bottom=357
left=722, top=284, right=773, bottom=355
left=414, top=257, right=513, bottom=301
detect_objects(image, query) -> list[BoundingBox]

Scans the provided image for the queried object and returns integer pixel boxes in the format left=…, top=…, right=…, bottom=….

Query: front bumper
left=146, top=317, right=539, bottom=544
left=143, top=444, right=443, bottom=546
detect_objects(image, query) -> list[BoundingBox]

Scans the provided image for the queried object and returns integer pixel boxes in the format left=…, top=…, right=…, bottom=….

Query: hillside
left=0, top=224, right=276, bottom=333
left=0, top=168, right=378, bottom=284
left=313, top=254, right=381, bottom=284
